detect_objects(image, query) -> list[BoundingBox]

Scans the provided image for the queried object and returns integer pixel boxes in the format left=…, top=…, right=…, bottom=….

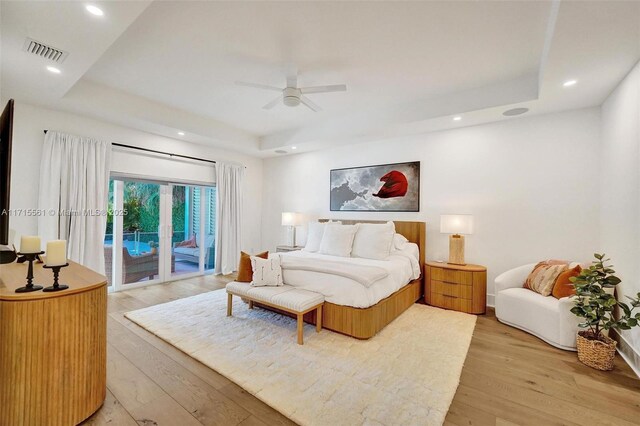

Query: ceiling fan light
left=283, top=96, right=300, bottom=107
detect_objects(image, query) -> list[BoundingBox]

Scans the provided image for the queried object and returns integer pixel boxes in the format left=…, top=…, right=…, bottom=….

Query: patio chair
left=104, top=245, right=175, bottom=284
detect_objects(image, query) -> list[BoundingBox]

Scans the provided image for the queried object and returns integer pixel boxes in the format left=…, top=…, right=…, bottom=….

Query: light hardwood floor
left=83, top=275, right=640, bottom=426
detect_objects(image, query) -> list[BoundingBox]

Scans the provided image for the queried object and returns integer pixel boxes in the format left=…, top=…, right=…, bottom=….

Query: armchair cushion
left=176, top=234, right=197, bottom=248
left=496, top=287, right=581, bottom=350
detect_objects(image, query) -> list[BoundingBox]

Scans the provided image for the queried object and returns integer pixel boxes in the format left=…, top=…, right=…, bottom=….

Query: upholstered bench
left=225, top=282, right=325, bottom=345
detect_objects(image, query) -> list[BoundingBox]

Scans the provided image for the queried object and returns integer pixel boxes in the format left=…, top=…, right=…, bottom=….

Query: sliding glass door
left=105, top=178, right=216, bottom=291
left=169, top=184, right=217, bottom=279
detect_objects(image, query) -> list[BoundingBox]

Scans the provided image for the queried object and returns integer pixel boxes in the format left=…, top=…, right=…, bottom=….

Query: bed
left=258, top=220, right=426, bottom=339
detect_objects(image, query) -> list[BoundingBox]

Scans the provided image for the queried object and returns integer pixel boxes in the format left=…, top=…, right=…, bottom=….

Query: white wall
left=262, top=108, right=602, bottom=300
left=601, top=60, right=640, bottom=369
left=8, top=102, right=263, bottom=253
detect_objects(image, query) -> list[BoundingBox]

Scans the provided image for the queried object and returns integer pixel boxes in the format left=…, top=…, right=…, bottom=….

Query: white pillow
left=392, top=242, right=421, bottom=280
left=302, top=221, right=341, bottom=252
left=295, top=225, right=307, bottom=247
left=351, top=221, right=396, bottom=260
left=319, top=224, right=359, bottom=257
left=250, top=256, right=284, bottom=287
left=303, top=222, right=325, bottom=252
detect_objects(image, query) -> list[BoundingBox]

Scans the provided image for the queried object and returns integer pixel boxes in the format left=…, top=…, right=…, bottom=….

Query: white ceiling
left=1, top=1, right=639, bottom=157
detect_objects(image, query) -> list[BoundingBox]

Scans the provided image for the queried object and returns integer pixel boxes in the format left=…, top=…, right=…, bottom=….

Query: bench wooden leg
left=227, top=293, right=233, bottom=316
left=248, top=300, right=254, bottom=310
left=316, top=305, right=322, bottom=333
left=297, top=313, right=304, bottom=345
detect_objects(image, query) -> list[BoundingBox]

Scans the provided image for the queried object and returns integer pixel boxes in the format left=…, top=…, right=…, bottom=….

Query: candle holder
left=42, top=263, right=70, bottom=292
left=15, top=251, right=45, bottom=293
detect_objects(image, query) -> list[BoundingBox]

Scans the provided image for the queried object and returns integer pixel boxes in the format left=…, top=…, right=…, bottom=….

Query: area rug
left=125, top=289, right=476, bottom=426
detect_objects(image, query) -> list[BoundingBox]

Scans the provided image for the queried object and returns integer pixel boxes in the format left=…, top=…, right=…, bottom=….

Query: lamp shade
left=440, top=214, right=473, bottom=235
left=281, top=212, right=297, bottom=226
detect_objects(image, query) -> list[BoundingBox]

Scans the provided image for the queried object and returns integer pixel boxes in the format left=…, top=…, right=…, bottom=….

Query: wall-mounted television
left=0, top=99, right=14, bottom=247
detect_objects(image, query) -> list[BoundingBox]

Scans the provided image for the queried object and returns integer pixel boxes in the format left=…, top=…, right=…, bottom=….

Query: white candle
left=46, top=240, right=67, bottom=267
left=20, top=236, right=41, bottom=254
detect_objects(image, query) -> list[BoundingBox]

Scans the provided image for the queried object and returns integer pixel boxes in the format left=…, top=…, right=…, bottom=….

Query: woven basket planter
left=576, top=331, right=617, bottom=371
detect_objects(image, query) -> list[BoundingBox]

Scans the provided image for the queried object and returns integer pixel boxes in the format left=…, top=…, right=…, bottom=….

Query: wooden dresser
left=0, top=261, right=107, bottom=425
left=424, top=261, right=487, bottom=314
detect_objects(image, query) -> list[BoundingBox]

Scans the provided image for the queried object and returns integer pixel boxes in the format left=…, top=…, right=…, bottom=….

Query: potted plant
left=570, top=253, right=640, bottom=370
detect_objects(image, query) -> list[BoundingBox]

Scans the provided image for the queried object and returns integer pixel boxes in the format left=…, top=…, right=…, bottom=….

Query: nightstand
left=276, top=245, right=304, bottom=253
left=424, top=261, right=487, bottom=314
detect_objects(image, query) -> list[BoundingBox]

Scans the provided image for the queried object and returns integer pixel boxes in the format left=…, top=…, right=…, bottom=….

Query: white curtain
left=37, top=131, right=111, bottom=274
left=214, top=162, right=243, bottom=275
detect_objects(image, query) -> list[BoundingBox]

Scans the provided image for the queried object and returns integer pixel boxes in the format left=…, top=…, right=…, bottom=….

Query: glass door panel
left=170, top=185, right=202, bottom=278
left=117, top=180, right=162, bottom=285
left=204, top=186, right=216, bottom=273
left=104, top=179, right=115, bottom=288
left=106, top=178, right=216, bottom=290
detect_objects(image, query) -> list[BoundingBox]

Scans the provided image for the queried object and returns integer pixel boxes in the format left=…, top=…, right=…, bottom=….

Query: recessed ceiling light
left=291, top=146, right=297, bottom=150
left=86, top=5, right=104, bottom=16
left=46, top=66, right=61, bottom=74
left=563, top=79, right=577, bottom=87
left=453, top=116, right=462, bottom=121
left=177, top=131, right=185, bottom=136
left=503, top=107, right=529, bottom=116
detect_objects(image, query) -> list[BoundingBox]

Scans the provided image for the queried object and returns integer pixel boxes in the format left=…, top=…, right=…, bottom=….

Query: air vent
left=22, top=38, right=69, bottom=63
left=503, top=107, right=529, bottom=117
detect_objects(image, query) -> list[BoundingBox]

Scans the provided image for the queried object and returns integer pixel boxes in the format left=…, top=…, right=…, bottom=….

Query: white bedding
left=280, top=256, right=389, bottom=287
left=278, top=244, right=420, bottom=308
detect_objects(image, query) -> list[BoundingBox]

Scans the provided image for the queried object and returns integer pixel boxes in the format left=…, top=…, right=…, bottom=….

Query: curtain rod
left=43, top=129, right=217, bottom=165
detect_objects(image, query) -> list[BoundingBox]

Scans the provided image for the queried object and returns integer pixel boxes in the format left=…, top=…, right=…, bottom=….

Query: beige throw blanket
left=280, top=256, right=389, bottom=288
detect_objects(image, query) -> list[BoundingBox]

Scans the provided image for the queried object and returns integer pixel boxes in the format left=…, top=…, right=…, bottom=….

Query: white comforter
left=278, top=245, right=420, bottom=308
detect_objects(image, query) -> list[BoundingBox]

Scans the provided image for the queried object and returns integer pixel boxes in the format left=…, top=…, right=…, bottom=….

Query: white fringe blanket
left=279, top=256, right=389, bottom=288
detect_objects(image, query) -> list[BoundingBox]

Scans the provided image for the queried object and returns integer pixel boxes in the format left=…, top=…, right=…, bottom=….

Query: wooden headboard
left=319, top=219, right=426, bottom=270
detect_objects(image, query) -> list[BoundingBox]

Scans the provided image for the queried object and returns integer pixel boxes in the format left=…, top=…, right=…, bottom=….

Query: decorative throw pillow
left=303, top=222, right=326, bottom=252
left=302, top=221, right=341, bottom=252
left=236, top=250, right=269, bottom=282
left=524, top=260, right=569, bottom=296
left=250, top=256, right=284, bottom=287
left=351, top=221, right=396, bottom=260
left=319, top=223, right=359, bottom=257
left=552, top=265, right=582, bottom=299
left=176, top=234, right=197, bottom=248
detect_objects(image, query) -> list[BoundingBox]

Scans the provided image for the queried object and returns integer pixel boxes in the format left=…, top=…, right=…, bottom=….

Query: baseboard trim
left=612, top=330, right=640, bottom=379
left=486, top=293, right=495, bottom=308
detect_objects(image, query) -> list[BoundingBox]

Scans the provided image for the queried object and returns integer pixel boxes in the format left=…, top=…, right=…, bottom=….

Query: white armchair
left=495, top=263, right=581, bottom=351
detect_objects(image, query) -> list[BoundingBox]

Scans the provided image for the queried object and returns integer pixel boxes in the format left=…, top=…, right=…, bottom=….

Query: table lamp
left=281, top=212, right=298, bottom=247
left=440, top=214, right=473, bottom=265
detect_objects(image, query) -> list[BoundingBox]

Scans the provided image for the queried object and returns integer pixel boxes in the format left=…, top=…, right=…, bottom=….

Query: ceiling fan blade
left=262, top=95, right=282, bottom=110
left=300, top=84, right=347, bottom=94
left=236, top=81, right=283, bottom=92
left=300, top=95, right=322, bottom=112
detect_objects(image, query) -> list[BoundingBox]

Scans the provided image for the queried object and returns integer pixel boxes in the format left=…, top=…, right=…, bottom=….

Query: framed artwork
left=330, top=161, right=420, bottom=211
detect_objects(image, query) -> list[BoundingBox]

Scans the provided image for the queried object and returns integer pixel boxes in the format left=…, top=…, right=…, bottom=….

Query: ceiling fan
left=236, top=75, right=346, bottom=112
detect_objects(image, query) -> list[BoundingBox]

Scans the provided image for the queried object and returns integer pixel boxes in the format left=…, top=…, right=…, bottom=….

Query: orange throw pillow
left=237, top=251, right=268, bottom=282
left=552, top=265, right=582, bottom=299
